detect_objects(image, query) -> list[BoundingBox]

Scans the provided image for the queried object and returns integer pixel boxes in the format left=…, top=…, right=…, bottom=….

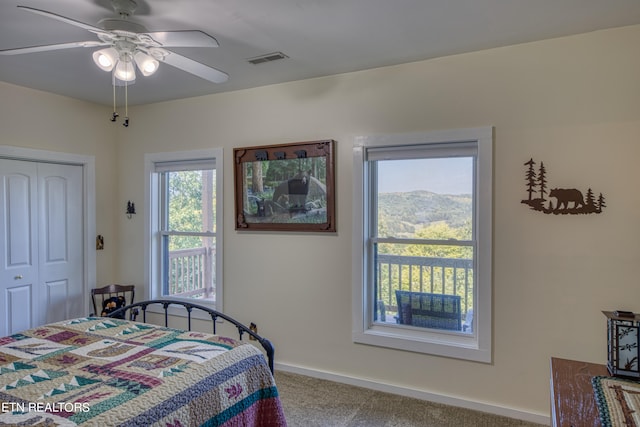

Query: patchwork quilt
left=593, top=375, right=640, bottom=427
left=0, top=317, right=287, bottom=426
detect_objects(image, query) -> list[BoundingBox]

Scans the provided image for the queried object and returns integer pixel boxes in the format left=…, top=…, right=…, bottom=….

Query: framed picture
left=234, top=140, right=336, bottom=232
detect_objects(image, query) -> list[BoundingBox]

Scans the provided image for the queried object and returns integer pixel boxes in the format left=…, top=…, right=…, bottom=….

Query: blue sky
left=377, top=157, right=472, bottom=195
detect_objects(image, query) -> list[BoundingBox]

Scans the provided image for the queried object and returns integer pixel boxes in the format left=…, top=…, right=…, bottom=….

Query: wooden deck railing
left=167, top=246, right=215, bottom=299
left=376, top=254, right=473, bottom=320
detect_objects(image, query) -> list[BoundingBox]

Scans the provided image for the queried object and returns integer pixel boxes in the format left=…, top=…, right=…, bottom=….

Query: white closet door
left=0, top=160, right=84, bottom=335
left=0, top=159, right=38, bottom=335
left=37, top=162, right=84, bottom=325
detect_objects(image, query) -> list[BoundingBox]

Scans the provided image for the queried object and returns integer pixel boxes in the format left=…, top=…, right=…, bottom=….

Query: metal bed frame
left=107, top=299, right=275, bottom=373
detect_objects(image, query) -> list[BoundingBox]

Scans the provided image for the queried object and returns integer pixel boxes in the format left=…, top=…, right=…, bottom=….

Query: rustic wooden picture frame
left=234, top=140, right=336, bottom=232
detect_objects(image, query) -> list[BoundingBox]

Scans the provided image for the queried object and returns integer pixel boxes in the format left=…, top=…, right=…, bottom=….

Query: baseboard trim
left=275, top=362, right=550, bottom=426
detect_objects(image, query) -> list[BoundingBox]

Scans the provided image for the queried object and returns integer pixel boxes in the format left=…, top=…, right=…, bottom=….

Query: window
left=146, top=149, right=223, bottom=310
left=352, top=128, right=492, bottom=362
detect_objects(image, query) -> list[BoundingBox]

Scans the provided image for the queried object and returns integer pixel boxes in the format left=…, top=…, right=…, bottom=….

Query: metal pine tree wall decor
left=521, top=158, right=606, bottom=215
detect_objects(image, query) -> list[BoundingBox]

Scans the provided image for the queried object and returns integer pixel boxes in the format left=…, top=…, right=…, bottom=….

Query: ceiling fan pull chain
left=123, top=79, right=129, bottom=127
left=110, top=76, right=119, bottom=123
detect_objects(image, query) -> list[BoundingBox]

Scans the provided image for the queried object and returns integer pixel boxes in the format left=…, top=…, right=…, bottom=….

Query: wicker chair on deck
left=395, top=290, right=462, bottom=331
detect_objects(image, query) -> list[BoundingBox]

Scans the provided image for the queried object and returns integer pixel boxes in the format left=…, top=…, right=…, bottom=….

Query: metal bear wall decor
left=521, top=158, right=606, bottom=215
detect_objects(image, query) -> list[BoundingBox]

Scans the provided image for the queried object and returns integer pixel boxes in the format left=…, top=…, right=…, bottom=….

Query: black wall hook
left=126, top=201, right=136, bottom=219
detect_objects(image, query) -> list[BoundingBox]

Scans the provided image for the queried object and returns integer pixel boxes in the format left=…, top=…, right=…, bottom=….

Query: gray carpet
left=274, top=371, right=546, bottom=427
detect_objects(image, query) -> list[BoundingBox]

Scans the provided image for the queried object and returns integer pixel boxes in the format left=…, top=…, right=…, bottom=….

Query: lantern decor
left=603, top=310, right=640, bottom=378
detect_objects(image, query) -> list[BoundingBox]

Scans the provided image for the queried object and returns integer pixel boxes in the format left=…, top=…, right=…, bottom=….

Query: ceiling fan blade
left=160, top=51, right=228, bottom=83
left=17, top=5, right=106, bottom=34
left=144, top=30, right=219, bottom=48
left=0, top=41, right=107, bottom=55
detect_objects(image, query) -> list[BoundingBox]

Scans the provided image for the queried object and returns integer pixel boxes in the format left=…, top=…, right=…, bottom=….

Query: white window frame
left=352, top=127, right=492, bottom=363
left=145, top=148, right=223, bottom=312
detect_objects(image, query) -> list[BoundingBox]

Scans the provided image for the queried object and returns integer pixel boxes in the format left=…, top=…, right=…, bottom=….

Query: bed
left=0, top=300, right=287, bottom=426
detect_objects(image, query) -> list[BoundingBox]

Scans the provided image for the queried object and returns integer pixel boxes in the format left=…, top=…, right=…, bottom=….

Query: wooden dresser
left=550, top=357, right=608, bottom=427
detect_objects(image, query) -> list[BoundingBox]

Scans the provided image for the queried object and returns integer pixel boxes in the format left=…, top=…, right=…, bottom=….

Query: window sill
left=353, top=323, right=491, bottom=363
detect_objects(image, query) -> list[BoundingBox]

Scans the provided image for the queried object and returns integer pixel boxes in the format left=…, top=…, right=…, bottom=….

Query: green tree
left=168, top=170, right=215, bottom=250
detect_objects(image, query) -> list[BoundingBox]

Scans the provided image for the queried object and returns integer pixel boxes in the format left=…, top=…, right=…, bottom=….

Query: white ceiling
left=1, top=0, right=640, bottom=106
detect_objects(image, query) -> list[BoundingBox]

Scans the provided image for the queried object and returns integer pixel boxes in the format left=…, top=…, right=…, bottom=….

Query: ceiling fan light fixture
left=92, top=47, right=118, bottom=71
left=133, top=51, right=159, bottom=76
left=114, top=59, right=136, bottom=82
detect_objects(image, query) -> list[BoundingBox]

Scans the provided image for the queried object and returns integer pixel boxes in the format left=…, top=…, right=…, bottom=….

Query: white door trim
left=0, top=145, right=96, bottom=317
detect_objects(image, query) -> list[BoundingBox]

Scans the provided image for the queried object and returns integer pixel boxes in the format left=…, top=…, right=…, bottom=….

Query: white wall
left=3, top=23, right=640, bottom=423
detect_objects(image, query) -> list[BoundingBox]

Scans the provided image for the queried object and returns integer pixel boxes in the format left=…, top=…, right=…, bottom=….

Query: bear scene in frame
left=234, top=139, right=336, bottom=232
left=521, top=158, right=606, bottom=215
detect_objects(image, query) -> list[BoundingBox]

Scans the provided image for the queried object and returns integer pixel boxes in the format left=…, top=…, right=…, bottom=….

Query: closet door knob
left=14, top=275, right=23, bottom=279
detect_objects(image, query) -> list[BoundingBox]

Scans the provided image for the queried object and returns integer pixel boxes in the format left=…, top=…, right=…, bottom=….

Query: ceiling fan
left=0, top=0, right=228, bottom=125
left=0, top=0, right=228, bottom=85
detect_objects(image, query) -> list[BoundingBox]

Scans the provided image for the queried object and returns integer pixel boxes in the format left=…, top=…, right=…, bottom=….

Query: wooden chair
left=91, top=284, right=135, bottom=318
left=395, top=290, right=462, bottom=331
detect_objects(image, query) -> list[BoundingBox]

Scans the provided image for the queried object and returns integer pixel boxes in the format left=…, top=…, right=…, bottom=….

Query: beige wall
left=0, top=83, right=118, bottom=287
left=3, top=24, right=640, bottom=422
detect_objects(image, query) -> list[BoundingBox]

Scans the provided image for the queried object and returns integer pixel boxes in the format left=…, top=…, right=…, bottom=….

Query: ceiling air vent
left=247, top=52, right=289, bottom=65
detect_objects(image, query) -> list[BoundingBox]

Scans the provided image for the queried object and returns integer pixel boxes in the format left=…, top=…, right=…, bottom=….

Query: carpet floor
left=274, top=371, right=547, bottom=427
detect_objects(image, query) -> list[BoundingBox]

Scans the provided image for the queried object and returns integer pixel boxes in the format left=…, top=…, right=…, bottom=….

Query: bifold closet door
left=37, top=162, right=84, bottom=326
left=0, top=159, right=38, bottom=336
left=0, top=159, right=84, bottom=335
